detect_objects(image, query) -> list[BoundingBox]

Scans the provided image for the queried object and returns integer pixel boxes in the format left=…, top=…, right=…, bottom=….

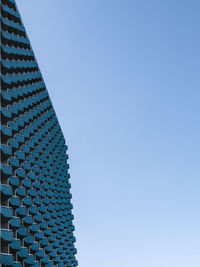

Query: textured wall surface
left=0, top=0, right=78, bottom=266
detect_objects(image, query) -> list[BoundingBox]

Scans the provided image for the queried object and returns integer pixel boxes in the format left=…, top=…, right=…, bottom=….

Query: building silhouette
left=1, top=0, right=78, bottom=266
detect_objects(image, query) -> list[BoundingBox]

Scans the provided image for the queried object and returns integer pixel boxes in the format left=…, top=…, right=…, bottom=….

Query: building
left=1, top=0, right=78, bottom=266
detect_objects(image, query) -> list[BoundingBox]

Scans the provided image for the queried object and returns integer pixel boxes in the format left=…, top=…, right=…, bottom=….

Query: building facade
left=1, top=0, right=78, bottom=266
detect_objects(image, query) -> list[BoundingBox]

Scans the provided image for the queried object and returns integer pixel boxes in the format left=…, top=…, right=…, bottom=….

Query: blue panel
left=1, top=164, right=12, bottom=175
left=24, top=255, right=35, bottom=265
left=24, top=235, right=34, bottom=245
left=22, top=197, right=32, bottom=206
left=16, top=207, right=27, bottom=217
left=1, top=230, right=13, bottom=242
left=35, top=232, right=43, bottom=240
left=17, top=227, right=28, bottom=237
left=23, top=215, right=33, bottom=225
left=1, top=144, right=12, bottom=155
left=1, top=207, right=13, bottom=219
left=36, top=250, right=44, bottom=259
left=1, top=185, right=13, bottom=196
left=9, top=218, right=21, bottom=228
left=9, top=197, right=20, bottom=207
left=10, top=240, right=21, bottom=250
left=1, top=255, right=14, bottom=266
left=17, top=248, right=28, bottom=259
left=16, top=187, right=26, bottom=197
left=30, top=242, right=39, bottom=252
left=9, top=176, right=20, bottom=187
left=13, top=264, right=22, bottom=267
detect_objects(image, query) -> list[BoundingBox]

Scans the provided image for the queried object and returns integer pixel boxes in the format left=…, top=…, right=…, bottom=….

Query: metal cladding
left=0, top=0, right=78, bottom=266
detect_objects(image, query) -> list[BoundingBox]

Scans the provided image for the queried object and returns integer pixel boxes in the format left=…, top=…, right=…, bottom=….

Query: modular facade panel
left=0, top=0, right=78, bottom=266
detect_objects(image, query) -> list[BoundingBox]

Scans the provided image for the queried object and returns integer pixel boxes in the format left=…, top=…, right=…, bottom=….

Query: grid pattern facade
left=0, top=0, right=78, bottom=266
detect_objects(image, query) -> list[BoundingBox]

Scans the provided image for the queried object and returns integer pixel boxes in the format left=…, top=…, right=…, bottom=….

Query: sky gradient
left=16, top=1, right=200, bottom=266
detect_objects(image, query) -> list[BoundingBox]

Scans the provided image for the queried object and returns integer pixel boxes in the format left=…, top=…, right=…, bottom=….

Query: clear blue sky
left=16, top=1, right=200, bottom=266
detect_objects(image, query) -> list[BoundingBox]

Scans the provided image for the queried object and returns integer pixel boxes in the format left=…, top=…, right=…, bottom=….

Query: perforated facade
left=0, top=0, right=78, bottom=266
